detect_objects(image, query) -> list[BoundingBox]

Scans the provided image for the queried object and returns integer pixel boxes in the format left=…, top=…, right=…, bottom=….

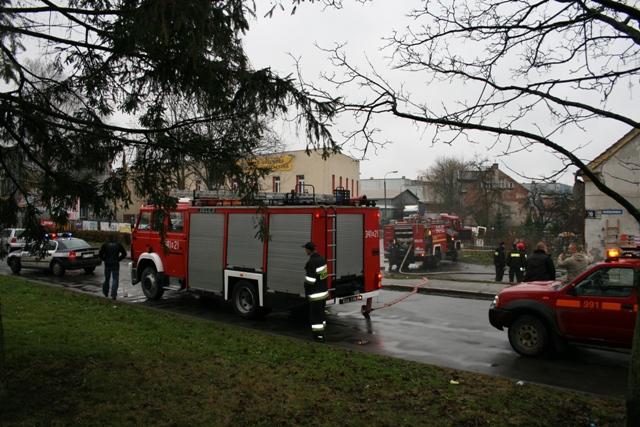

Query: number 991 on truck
left=129, top=191, right=382, bottom=319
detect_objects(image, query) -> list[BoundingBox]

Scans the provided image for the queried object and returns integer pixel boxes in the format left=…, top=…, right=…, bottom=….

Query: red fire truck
left=383, top=213, right=464, bottom=269
left=129, top=191, right=382, bottom=318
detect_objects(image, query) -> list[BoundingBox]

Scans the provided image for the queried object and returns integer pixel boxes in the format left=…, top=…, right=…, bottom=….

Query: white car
left=1, top=228, right=25, bottom=253
left=7, top=234, right=101, bottom=276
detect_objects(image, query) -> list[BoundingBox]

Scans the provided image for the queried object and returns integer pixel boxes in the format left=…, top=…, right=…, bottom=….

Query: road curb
left=382, top=284, right=496, bottom=301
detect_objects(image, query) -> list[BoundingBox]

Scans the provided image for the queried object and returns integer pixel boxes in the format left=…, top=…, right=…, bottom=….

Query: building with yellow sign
left=258, top=150, right=361, bottom=196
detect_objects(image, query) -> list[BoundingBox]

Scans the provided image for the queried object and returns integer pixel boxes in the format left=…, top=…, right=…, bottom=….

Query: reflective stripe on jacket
left=304, top=252, right=328, bottom=300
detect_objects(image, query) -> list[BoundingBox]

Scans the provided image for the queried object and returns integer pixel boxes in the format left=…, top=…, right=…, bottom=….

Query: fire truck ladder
left=325, top=206, right=338, bottom=289
left=604, top=219, right=620, bottom=248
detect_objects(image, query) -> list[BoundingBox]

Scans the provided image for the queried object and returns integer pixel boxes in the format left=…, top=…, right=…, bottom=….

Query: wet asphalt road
left=0, top=260, right=630, bottom=397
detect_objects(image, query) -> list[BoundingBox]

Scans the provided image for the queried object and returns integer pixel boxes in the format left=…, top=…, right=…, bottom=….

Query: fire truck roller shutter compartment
left=267, top=214, right=312, bottom=294
left=188, top=212, right=224, bottom=292
left=336, top=214, right=364, bottom=278
left=227, top=213, right=264, bottom=270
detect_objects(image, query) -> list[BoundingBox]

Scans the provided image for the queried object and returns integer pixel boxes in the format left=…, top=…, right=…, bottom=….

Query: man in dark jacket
left=388, top=239, right=401, bottom=272
left=303, top=242, right=329, bottom=342
left=524, top=241, right=556, bottom=282
left=493, top=241, right=506, bottom=282
left=507, top=242, right=527, bottom=283
left=99, top=234, right=128, bottom=300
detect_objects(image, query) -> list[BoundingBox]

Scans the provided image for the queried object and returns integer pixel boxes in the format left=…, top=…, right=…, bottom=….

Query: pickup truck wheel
left=232, top=281, right=264, bottom=319
left=141, top=266, right=165, bottom=300
left=508, top=314, right=549, bottom=357
left=51, top=261, right=65, bottom=277
left=8, top=258, right=20, bottom=274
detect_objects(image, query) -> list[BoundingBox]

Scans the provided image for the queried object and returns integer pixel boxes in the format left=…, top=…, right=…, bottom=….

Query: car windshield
left=56, top=238, right=91, bottom=250
left=15, top=229, right=25, bottom=237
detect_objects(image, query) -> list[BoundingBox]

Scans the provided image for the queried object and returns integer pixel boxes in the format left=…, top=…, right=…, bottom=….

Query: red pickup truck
left=489, top=247, right=639, bottom=357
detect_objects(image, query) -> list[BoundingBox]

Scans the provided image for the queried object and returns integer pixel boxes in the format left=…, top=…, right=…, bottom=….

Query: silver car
left=1, top=228, right=25, bottom=254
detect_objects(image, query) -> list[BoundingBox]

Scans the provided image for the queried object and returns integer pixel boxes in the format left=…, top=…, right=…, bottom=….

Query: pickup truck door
left=555, top=266, right=637, bottom=346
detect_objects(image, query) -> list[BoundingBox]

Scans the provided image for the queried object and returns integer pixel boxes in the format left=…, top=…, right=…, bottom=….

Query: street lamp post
left=383, top=170, right=398, bottom=224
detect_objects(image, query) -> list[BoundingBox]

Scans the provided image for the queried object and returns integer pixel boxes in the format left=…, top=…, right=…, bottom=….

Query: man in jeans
left=99, top=235, right=128, bottom=300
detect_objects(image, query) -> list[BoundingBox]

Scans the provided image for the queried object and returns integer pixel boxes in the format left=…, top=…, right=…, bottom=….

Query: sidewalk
left=382, top=276, right=509, bottom=300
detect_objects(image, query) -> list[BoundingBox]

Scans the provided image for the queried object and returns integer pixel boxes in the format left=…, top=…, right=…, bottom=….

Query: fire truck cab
left=130, top=191, right=382, bottom=318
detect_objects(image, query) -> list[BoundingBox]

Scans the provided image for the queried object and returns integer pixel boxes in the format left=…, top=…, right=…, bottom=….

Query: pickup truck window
left=573, top=267, right=635, bottom=297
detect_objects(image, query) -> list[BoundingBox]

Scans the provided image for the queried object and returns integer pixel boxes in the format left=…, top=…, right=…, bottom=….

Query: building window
left=346, top=178, right=349, bottom=193
left=351, top=179, right=354, bottom=195
left=296, top=175, right=305, bottom=193
left=339, top=176, right=343, bottom=188
left=80, top=205, right=90, bottom=220
left=332, top=174, right=335, bottom=191
left=356, top=181, right=359, bottom=197
left=273, top=176, right=281, bottom=193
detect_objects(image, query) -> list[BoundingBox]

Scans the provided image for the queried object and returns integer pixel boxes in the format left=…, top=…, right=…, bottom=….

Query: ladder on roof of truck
left=170, top=186, right=372, bottom=207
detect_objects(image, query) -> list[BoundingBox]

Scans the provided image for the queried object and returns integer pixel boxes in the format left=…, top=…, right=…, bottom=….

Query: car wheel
left=231, top=281, right=264, bottom=319
left=84, top=267, right=96, bottom=274
left=51, top=261, right=65, bottom=277
left=508, top=314, right=549, bottom=357
left=141, top=266, right=165, bottom=300
left=8, top=258, right=21, bottom=274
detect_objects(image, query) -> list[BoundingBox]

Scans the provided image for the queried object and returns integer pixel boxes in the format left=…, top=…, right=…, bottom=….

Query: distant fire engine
left=383, top=213, right=466, bottom=269
left=129, top=189, right=381, bottom=318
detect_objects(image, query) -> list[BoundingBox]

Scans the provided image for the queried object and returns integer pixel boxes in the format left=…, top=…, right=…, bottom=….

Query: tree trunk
left=0, top=301, right=6, bottom=400
left=628, top=294, right=640, bottom=426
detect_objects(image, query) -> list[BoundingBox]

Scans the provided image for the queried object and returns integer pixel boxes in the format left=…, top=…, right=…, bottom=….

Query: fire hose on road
left=367, top=276, right=428, bottom=313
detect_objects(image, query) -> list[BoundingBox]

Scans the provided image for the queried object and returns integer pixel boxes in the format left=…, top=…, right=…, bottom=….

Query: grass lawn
left=459, top=250, right=494, bottom=266
left=0, top=277, right=625, bottom=426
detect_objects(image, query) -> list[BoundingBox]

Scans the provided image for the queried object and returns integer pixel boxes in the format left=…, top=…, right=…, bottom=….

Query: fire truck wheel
left=232, top=281, right=262, bottom=319
left=141, top=266, right=165, bottom=300
left=508, top=314, right=549, bottom=357
left=51, top=261, right=65, bottom=277
left=8, top=258, right=20, bottom=274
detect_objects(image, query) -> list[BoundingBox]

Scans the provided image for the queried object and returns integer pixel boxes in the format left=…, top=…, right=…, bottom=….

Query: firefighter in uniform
left=493, top=241, right=506, bottom=282
left=303, top=242, right=329, bottom=342
left=507, top=242, right=527, bottom=283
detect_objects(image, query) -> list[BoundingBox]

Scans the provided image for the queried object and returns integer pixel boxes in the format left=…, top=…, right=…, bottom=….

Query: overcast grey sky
left=243, top=1, right=637, bottom=184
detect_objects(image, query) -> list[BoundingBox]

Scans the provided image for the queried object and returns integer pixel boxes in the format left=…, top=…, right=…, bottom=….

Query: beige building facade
left=581, top=128, right=640, bottom=260
left=258, top=150, right=360, bottom=196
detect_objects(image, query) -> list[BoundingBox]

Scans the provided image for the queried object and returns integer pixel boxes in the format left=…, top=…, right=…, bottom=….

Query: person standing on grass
left=303, top=242, right=329, bottom=342
left=524, top=241, right=556, bottom=282
left=493, top=241, right=506, bottom=282
left=99, top=234, right=127, bottom=300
